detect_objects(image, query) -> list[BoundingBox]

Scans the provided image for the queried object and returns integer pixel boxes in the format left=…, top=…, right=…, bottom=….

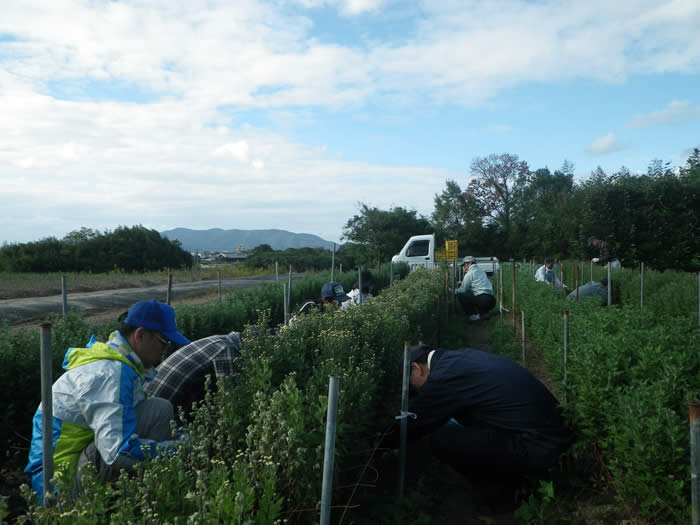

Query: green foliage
left=245, top=246, right=334, bottom=272
left=464, top=152, right=530, bottom=254
left=514, top=480, right=556, bottom=524
left=10, top=267, right=446, bottom=523
left=430, top=150, right=700, bottom=269
left=342, top=203, right=432, bottom=263
left=502, top=262, right=699, bottom=523
left=0, top=225, right=192, bottom=273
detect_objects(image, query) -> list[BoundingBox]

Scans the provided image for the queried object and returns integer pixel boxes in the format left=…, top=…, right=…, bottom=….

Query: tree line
left=342, top=149, right=700, bottom=272
left=0, top=225, right=193, bottom=273
left=2, top=149, right=697, bottom=274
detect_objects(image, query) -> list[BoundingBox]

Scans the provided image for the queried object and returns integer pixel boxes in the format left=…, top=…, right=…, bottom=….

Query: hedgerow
left=12, top=265, right=442, bottom=523
left=502, top=262, right=700, bottom=523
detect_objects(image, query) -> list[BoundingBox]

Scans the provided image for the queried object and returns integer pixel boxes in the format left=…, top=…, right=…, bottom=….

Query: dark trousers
left=428, top=423, right=555, bottom=511
left=457, top=292, right=496, bottom=316
left=429, top=423, right=566, bottom=480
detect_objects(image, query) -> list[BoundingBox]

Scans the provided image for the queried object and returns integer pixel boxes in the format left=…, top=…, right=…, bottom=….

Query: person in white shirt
left=454, top=256, right=496, bottom=321
left=534, top=257, right=566, bottom=290
left=341, top=270, right=376, bottom=311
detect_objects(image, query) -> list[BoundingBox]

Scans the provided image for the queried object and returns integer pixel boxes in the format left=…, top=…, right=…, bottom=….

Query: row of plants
left=4, top=264, right=431, bottom=523
left=0, top=264, right=408, bottom=459
left=502, top=262, right=700, bottom=523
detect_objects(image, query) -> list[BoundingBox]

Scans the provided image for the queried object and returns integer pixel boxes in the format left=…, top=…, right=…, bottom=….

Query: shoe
left=468, top=314, right=481, bottom=321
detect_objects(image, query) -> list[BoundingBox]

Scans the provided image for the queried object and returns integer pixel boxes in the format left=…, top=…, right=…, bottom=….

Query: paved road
left=0, top=275, right=282, bottom=325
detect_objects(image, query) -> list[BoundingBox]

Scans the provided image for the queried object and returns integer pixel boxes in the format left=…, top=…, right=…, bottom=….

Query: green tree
left=63, top=227, right=100, bottom=244
left=512, top=163, right=576, bottom=259
left=464, top=153, right=529, bottom=252
left=342, top=203, right=431, bottom=264
left=680, top=147, right=700, bottom=182
left=431, top=180, right=471, bottom=239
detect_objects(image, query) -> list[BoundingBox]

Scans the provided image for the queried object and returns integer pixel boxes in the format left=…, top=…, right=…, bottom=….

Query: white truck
left=391, top=234, right=500, bottom=274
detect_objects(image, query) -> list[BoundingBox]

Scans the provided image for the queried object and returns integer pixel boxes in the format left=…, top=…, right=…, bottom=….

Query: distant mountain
left=161, top=228, right=336, bottom=252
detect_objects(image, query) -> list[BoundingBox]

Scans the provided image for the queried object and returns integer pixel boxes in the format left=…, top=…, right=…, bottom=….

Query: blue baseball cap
left=321, top=282, right=350, bottom=303
left=123, top=299, right=190, bottom=346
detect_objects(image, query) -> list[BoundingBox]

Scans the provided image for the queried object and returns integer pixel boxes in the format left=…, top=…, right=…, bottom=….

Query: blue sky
left=1, top=0, right=699, bottom=246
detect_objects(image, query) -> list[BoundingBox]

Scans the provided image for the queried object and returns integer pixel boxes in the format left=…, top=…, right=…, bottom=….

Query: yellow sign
left=445, top=240, right=458, bottom=261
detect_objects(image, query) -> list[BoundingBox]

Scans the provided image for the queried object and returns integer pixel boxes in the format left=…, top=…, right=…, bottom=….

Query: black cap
left=409, top=343, right=433, bottom=363
left=396, top=343, right=432, bottom=375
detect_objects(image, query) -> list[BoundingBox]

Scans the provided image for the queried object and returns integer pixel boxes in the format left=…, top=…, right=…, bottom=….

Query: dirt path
left=0, top=274, right=288, bottom=327
left=349, top=311, right=520, bottom=525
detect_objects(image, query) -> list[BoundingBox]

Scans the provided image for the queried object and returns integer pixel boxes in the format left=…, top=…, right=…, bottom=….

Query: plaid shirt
left=144, top=333, right=241, bottom=412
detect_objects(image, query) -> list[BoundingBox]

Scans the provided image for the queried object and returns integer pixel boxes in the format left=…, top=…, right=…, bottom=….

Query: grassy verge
left=0, top=265, right=272, bottom=300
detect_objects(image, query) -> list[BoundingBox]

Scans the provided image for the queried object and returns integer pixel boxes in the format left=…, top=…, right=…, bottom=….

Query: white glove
left=592, top=257, right=600, bottom=263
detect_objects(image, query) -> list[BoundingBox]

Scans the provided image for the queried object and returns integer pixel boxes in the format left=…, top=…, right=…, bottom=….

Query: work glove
left=592, top=257, right=600, bottom=263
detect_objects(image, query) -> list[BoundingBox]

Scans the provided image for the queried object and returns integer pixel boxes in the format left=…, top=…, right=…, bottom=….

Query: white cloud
left=288, top=0, right=387, bottom=15
left=1, top=1, right=699, bottom=111
left=627, top=100, right=700, bottom=128
left=1, top=1, right=699, bottom=243
left=585, top=132, right=626, bottom=155
left=214, top=142, right=250, bottom=163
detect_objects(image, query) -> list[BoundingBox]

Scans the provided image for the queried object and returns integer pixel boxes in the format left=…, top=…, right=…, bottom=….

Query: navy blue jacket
left=396, top=348, right=571, bottom=457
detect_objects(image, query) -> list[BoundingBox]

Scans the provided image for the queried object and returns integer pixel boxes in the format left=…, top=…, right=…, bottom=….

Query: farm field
left=1, top=264, right=698, bottom=523
left=0, top=265, right=271, bottom=301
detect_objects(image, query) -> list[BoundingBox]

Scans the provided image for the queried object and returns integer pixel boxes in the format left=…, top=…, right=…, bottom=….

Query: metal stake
left=331, top=243, right=336, bottom=282
left=563, top=310, right=569, bottom=404
left=607, top=263, right=612, bottom=307
left=398, top=342, right=410, bottom=498
left=511, top=263, right=516, bottom=329
left=640, top=262, right=645, bottom=308
left=690, top=400, right=700, bottom=525
left=521, top=311, right=526, bottom=365
left=166, top=269, right=173, bottom=305
left=358, top=267, right=364, bottom=305
left=40, top=323, right=54, bottom=505
left=61, top=275, right=68, bottom=316
left=288, top=265, right=292, bottom=314
left=320, top=375, right=340, bottom=525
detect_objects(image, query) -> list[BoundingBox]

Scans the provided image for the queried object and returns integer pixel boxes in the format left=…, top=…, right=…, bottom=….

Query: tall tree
left=431, top=180, right=471, bottom=239
left=680, top=147, right=700, bottom=182
left=432, top=179, right=499, bottom=257
left=512, top=165, right=576, bottom=259
left=464, top=153, right=529, bottom=250
left=342, top=203, right=431, bottom=263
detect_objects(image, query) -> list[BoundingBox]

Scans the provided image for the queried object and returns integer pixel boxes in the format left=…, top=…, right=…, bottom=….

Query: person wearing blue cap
left=287, top=282, right=350, bottom=327
left=25, top=299, right=191, bottom=503
left=320, top=281, right=351, bottom=308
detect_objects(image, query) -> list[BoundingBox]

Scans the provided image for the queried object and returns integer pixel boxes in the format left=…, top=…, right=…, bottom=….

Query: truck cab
left=391, top=234, right=435, bottom=271
left=392, top=233, right=500, bottom=275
